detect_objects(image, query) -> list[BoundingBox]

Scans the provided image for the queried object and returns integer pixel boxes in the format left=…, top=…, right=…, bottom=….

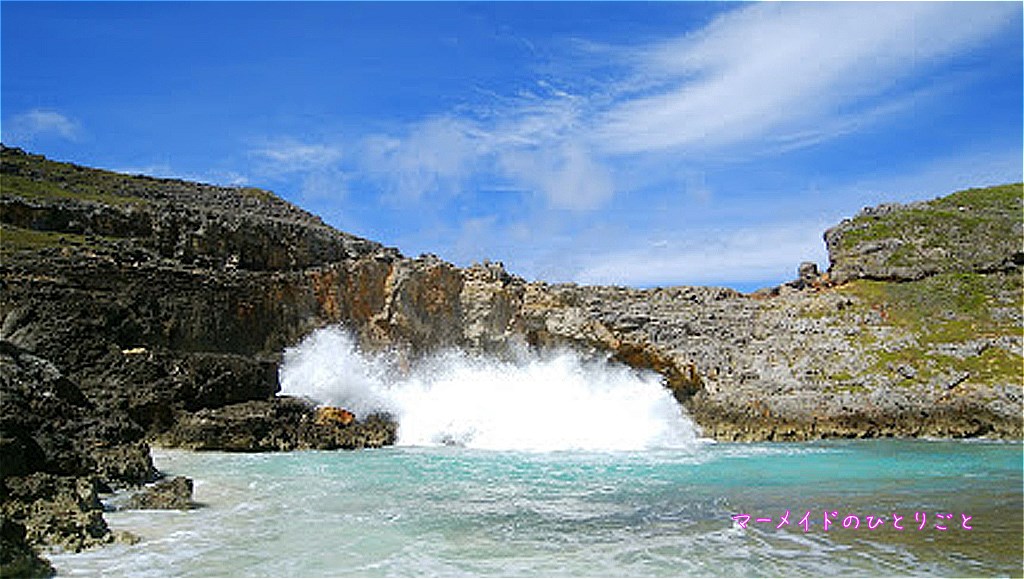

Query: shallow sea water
left=50, top=439, right=1023, bottom=577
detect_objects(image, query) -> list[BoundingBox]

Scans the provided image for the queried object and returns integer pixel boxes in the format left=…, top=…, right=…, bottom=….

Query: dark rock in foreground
left=0, top=517, right=54, bottom=578
left=0, top=474, right=110, bottom=553
left=158, top=398, right=397, bottom=452
left=0, top=341, right=154, bottom=484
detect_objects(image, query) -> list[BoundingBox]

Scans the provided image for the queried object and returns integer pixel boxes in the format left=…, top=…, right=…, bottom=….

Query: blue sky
left=3, top=2, right=1022, bottom=291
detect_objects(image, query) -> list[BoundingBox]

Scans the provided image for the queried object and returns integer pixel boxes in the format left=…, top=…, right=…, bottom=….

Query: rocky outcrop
left=1, top=474, right=111, bottom=553
left=0, top=340, right=155, bottom=484
left=157, top=398, right=396, bottom=452
left=0, top=338, right=157, bottom=573
left=824, top=184, right=1023, bottom=283
left=506, top=269, right=1022, bottom=441
left=315, top=406, right=355, bottom=427
left=123, top=476, right=194, bottom=511
left=0, top=146, right=402, bottom=570
left=2, top=147, right=1020, bottom=448
left=0, top=517, right=54, bottom=578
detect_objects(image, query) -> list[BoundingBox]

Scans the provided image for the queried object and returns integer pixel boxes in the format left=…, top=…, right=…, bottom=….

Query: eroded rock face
left=0, top=341, right=155, bottom=484
left=0, top=474, right=111, bottom=553
left=315, top=407, right=355, bottom=427
left=3, top=147, right=1020, bottom=449
left=0, top=339, right=158, bottom=570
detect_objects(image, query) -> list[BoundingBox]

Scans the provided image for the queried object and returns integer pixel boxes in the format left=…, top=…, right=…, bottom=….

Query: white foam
left=278, top=327, right=700, bottom=452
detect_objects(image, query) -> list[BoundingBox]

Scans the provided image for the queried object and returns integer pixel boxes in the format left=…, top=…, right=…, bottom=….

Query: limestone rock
left=124, top=476, right=194, bottom=511
left=315, top=407, right=355, bottom=427
left=2, top=145, right=1021, bottom=463
left=0, top=341, right=155, bottom=485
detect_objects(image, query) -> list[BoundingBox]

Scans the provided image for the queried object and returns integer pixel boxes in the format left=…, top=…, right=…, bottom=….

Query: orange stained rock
left=315, top=406, right=355, bottom=427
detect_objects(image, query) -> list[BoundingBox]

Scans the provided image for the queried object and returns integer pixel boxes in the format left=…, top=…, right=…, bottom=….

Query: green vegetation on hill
left=802, top=182, right=1024, bottom=392
left=826, top=183, right=1023, bottom=280
left=838, top=271, right=1022, bottom=388
left=839, top=183, right=1022, bottom=249
left=1, top=172, right=147, bottom=207
left=2, top=146, right=154, bottom=204
left=0, top=145, right=283, bottom=209
left=0, top=223, right=126, bottom=256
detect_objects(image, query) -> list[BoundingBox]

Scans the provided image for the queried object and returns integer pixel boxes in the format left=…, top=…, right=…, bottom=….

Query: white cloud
left=499, top=142, right=614, bottom=211
left=593, top=2, right=1017, bottom=155
left=4, top=109, right=80, bottom=142
left=358, top=87, right=619, bottom=211
left=248, top=138, right=346, bottom=200
left=361, top=117, right=481, bottom=201
left=574, top=220, right=830, bottom=288
left=350, top=3, right=1015, bottom=216
left=250, top=139, right=344, bottom=174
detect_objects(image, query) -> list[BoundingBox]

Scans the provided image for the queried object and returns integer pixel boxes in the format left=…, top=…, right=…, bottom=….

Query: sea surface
left=51, top=440, right=1023, bottom=577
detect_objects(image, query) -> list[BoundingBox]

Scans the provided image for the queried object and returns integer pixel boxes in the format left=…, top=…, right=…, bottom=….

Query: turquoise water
left=51, top=440, right=1022, bottom=577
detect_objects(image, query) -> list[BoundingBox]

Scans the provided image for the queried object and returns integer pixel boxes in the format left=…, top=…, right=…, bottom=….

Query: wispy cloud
left=249, top=138, right=346, bottom=200
left=3, top=109, right=81, bottom=143
left=250, top=139, right=344, bottom=174
left=351, top=2, right=1016, bottom=215
left=594, top=2, right=1017, bottom=155
left=498, top=142, right=614, bottom=211
left=115, top=164, right=249, bottom=187
left=573, top=220, right=829, bottom=288
left=357, top=91, right=615, bottom=210
left=246, top=3, right=1017, bottom=288
left=361, top=117, right=482, bottom=202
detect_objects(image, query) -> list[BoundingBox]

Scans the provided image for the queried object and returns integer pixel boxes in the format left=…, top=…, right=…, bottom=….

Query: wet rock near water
left=0, top=517, right=54, bottom=578
left=0, top=340, right=156, bottom=485
left=158, top=398, right=397, bottom=452
left=123, top=476, right=195, bottom=511
left=0, top=474, right=111, bottom=554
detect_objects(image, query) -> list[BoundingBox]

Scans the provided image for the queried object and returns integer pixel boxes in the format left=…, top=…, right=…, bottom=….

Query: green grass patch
left=954, top=345, right=1022, bottom=386
left=832, top=272, right=1023, bottom=387
left=835, top=183, right=1022, bottom=270
left=825, top=382, right=868, bottom=394
left=931, top=183, right=1024, bottom=213
left=0, top=223, right=90, bottom=252
left=840, top=272, right=1020, bottom=343
left=1, top=173, right=146, bottom=207
left=2, top=147, right=284, bottom=209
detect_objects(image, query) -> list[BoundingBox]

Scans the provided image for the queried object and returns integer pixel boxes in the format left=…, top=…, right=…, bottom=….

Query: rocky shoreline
left=1, top=146, right=1021, bottom=575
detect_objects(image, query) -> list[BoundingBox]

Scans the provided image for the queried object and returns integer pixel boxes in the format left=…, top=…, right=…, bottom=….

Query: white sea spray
left=278, top=326, right=699, bottom=451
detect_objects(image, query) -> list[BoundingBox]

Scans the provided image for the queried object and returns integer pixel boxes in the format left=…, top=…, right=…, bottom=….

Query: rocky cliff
left=1, top=146, right=1021, bottom=572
